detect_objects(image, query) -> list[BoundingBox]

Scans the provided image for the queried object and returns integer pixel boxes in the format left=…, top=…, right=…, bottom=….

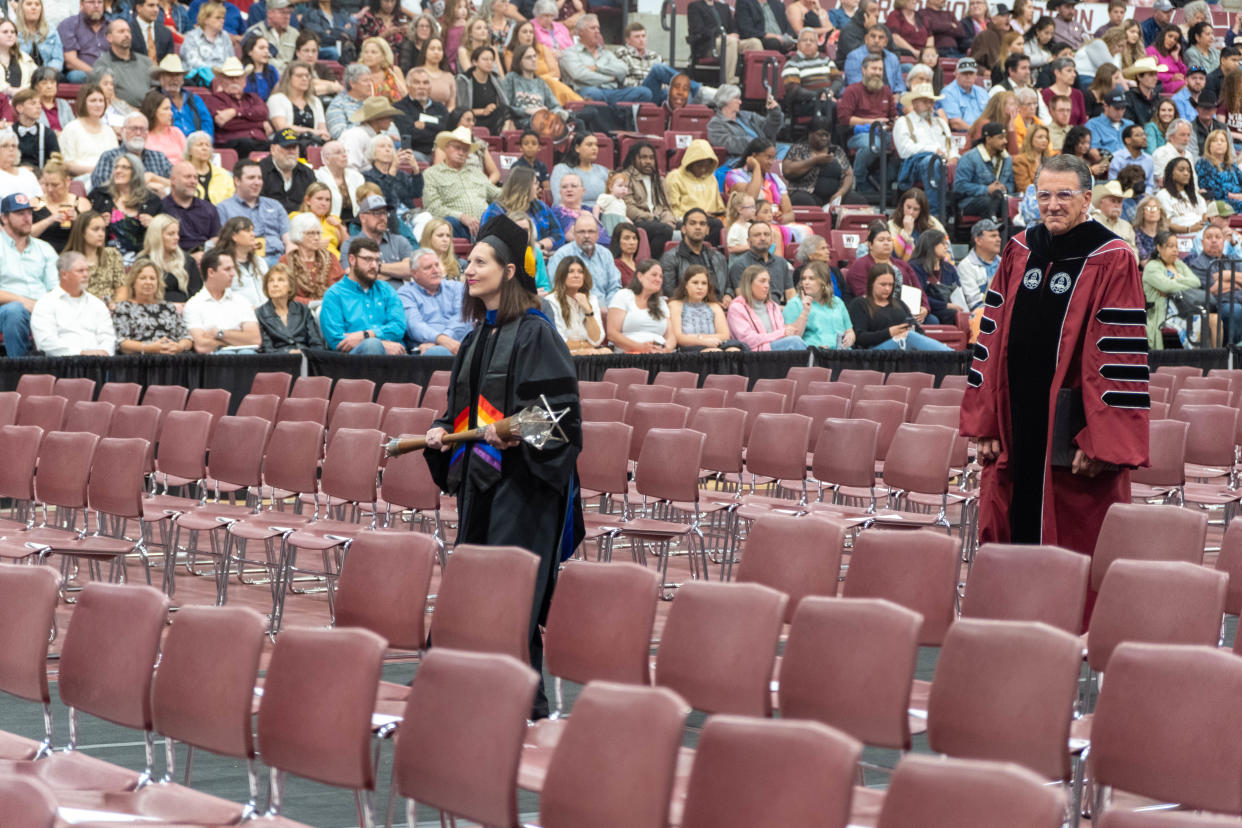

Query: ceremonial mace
left=384, top=395, right=571, bottom=457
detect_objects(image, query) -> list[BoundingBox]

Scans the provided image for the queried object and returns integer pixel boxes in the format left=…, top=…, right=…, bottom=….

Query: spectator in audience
left=969, top=3, right=1013, bottom=73
left=1012, top=123, right=1049, bottom=192
left=1204, top=46, right=1238, bottom=102
left=92, top=18, right=154, bottom=108
left=542, top=254, right=608, bottom=352
left=1148, top=24, right=1186, bottom=95
left=1158, top=156, right=1207, bottom=233
left=606, top=258, right=673, bottom=352
left=313, top=140, right=362, bottom=225
left=1045, top=92, right=1073, bottom=152
left=217, top=158, right=290, bottom=264
left=1091, top=180, right=1135, bottom=246
left=838, top=54, right=897, bottom=194
left=547, top=212, right=621, bottom=305
left=794, top=235, right=852, bottom=297
left=617, top=141, right=675, bottom=258
left=1039, top=56, right=1084, bottom=126
left=188, top=0, right=244, bottom=38
left=246, top=0, right=297, bottom=70
left=397, top=246, right=470, bottom=354
left=421, top=126, right=501, bottom=240
left=161, top=161, right=220, bottom=253
left=0, top=193, right=56, bottom=356
left=454, top=16, right=490, bottom=76
left=112, top=257, right=192, bottom=353
left=141, top=214, right=202, bottom=302
left=666, top=138, right=726, bottom=224
left=1116, top=164, right=1147, bottom=222
left=1140, top=0, right=1172, bottom=48
left=90, top=111, right=171, bottom=196
left=340, top=194, right=413, bottom=283
left=215, top=216, right=268, bottom=307
left=886, top=0, right=929, bottom=58
left=326, top=63, right=373, bottom=140
left=735, top=0, right=795, bottom=52
left=240, top=31, right=279, bottom=102
left=787, top=260, right=853, bottom=347
left=1108, top=124, right=1155, bottom=195
left=35, top=159, right=84, bottom=253
left=481, top=167, right=562, bottom=252
left=1123, top=56, right=1164, bottom=127
left=267, top=60, right=329, bottom=151
left=202, top=57, right=271, bottom=157
left=1133, top=195, right=1168, bottom=264
left=141, top=90, right=185, bottom=164
left=660, top=207, right=727, bottom=299
left=0, top=131, right=40, bottom=210
left=359, top=133, right=422, bottom=238
left=292, top=183, right=345, bottom=259
left=255, top=264, right=323, bottom=352
left=848, top=262, right=951, bottom=350
left=420, top=217, right=462, bottom=280
left=707, top=84, right=783, bottom=164
left=91, top=65, right=134, bottom=135
left=609, top=221, right=640, bottom=283
left=550, top=172, right=605, bottom=245
left=0, top=21, right=34, bottom=100
left=530, top=0, right=573, bottom=54
left=888, top=188, right=947, bottom=260
left=1186, top=222, right=1242, bottom=343
left=939, top=57, right=988, bottom=131
left=429, top=110, right=501, bottom=183
left=1192, top=93, right=1227, bottom=157
left=87, top=153, right=161, bottom=262
left=455, top=44, right=511, bottom=135
left=953, top=121, right=1013, bottom=220
left=1173, top=66, right=1207, bottom=123
left=17, top=0, right=63, bottom=74
left=256, top=128, right=313, bottom=213
left=180, top=2, right=235, bottom=75
left=502, top=44, right=568, bottom=133
left=847, top=221, right=925, bottom=306
left=781, top=28, right=836, bottom=121
left=1196, top=129, right=1242, bottom=215
left=956, top=217, right=1001, bottom=310
left=184, top=131, right=234, bottom=204
left=1143, top=229, right=1201, bottom=349
left=1062, top=123, right=1110, bottom=180
left=394, top=67, right=449, bottom=161
left=1048, top=0, right=1084, bottom=50
left=184, top=247, right=261, bottom=353
left=550, top=132, right=607, bottom=210
left=727, top=263, right=807, bottom=350
left=130, top=0, right=173, bottom=62
left=30, top=251, right=115, bottom=355
left=32, top=67, right=72, bottom=133
left=355, top=0, right=410, bottom=53
left=1147, top=102, right=1179, bottom=158
left=907, top=228, right=965, bottom=326
left=153, top=55, right=212, bottom=142
left=687, top=0, right=757, bottom=86
left=923, top=0, right=967, bottom=56
left=725, top=138, right=811, bottom=247
left=59, top=0, right=109, bottom=82
left=892, top=84, right=956, bottom=217
left=1085, top=91, right=1133, bottom=156
left=64, top=211, right=125, bottom=306
left=844, top=23, right=906, bottom=94
left=318, top=235, right=405, bottom=354
left=559, top=15, right=650, bottom=104
left=276, top=214, right=340, bottom=304
left=836, top=0, right=878, bottom=61
left=727, top=221, right=794, bottom=303
left=505, top=16, right=578, bottom=106
left=414, top=35, right=455, bottom=109
left=615, top=21, right=701, bottom=106
left=667, top=264, right=742, bottom=351
left=12, top=89, right=58, bottom=171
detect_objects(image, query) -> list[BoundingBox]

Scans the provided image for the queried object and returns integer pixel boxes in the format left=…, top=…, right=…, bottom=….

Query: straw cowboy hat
left=434, top=126, right=484, bottom=152
left=1123, top=56, right=1169, bottom=79
left=1092, top=180, right=1132, bottom=207
left=215, top=57, right=246, bottom=77
left=151, top=54, right=186, bottom=78
left=899, top=84, right=944, bottom=110
left=349, top=96, right=403, bottom=124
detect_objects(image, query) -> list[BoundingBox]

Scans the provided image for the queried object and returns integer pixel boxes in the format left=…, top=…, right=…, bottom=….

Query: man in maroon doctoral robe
left=960, top=154, right=1149, bottom=573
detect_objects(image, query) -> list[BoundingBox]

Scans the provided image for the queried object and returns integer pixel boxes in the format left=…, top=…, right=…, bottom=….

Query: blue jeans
left=63, top=69, right=87, bottom=83
left=897, top=151, right=943, bottom=216
left=874, top=331, right=952, bottom=351
left=351, top=337, right=390, bottom=355
left=419, top=345, right=452, bottom=356
left=768, top=336, right=807, bottom=351
left=0, top=301, right=32, bottom=357
left=580, top=85, right=653, bottom=105
left=848, top=132, right=893, bottom=191
left=641, top=63, right=701, bottom=106
left=445, top=215, right=472, bottom=241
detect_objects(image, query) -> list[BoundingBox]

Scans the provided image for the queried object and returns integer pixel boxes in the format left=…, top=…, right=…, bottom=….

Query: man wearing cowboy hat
left=1123, top=56, right=1168, bottom=127
left=1108, top=125, right=1155, bottom=195
left=259, top=128, right=316, bottom=213
left=202, top=57, right=271, bottom=156
left=893, top=84, right=957, bottom=215
left=1091, top=181, right=1135, bottom=247
left=129, top=0, right=173, bottom=62
left=1048, top=0, right=1084, bottom=50
left=340, top=95, right=403, bottom=172
left=153, top=54, right=213, bottom=140
left=93, top=17, right=155, bottom=108
left=422, top=127, right=501, bottom=240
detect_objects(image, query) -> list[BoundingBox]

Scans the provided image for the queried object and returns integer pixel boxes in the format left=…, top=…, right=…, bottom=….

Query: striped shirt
left=781, top=53, right=835, bottom=94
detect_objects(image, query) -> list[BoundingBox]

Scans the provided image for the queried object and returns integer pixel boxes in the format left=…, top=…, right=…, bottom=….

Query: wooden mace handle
left=384, top=418, right=518, bottom=457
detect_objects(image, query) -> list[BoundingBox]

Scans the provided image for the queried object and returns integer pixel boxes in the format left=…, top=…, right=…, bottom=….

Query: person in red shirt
left=837, top=54, right=896, bottom=192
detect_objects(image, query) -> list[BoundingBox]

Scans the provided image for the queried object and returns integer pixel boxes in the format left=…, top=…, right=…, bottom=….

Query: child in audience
left=724, top=190, right=756, bottom=255
left=512, top=130, right=550, bottom=184
left=593, top=170, right=631, bottom=235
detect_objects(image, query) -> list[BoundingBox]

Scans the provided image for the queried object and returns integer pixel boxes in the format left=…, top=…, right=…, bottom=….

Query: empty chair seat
left=96, top=383, right=141, bottom=407
left=961, top=544, right=1090, bottom=634
left=875, top=754, right=1066, bottom=828
left=290, top=375, right=332, bottom=398
left=15, top=374, right=54, bottom=397
left=53, top=377, right=95, bottom=404
left=375, top=382, right=422, bottom=410
left=249, top=371, right=292, bottom=400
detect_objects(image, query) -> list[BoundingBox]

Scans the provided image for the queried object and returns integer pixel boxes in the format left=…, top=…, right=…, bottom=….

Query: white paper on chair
left=899, top=285, right=924, bottom=316
left=59, top=808, right=164, bottom=823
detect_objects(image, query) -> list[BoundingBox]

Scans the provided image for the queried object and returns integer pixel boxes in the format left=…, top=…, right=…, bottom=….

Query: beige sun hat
left=215, top=57, right=246, bottom=77
left=1091, top=180, right=1133, bottom=207
left=1122, top=56, right=1169, bottom=79
left=433, top=125, right=484, bottom=152
left=899, top=84, right=944, bottom=110
left=151, top=54, right=186, bottom=78
left=349, top=96, right=403, bottom=124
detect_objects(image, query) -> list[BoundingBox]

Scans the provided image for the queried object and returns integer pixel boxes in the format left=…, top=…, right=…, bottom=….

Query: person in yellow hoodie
left=665, top=138, right=725, bottom=235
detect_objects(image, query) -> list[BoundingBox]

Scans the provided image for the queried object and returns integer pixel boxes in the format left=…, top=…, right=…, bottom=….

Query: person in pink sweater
left=726, top=264, right=809, bottom=350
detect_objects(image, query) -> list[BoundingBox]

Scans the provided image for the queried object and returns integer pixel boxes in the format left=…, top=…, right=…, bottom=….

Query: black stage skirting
left=0, top=347, right=1232, bottom=413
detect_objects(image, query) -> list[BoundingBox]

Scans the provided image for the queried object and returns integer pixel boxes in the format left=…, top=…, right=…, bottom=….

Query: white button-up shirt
left=30, top=286, right=116, bottom=356
left=184, top=287, right=258, bottom=343
left=893, top=111, right=959, bottom=161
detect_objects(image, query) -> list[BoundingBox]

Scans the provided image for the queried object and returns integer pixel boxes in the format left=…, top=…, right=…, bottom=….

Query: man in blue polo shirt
left=397, top=249, right=471, bottom=355
left=843, top=24, right=905, bottom=95
left=319, top=236, right=407, bottom=355
left=937, top=58, right=989, bottom=131
left=216, top=159, right=290, bottom=264
left=0, top=193, right=58, bottom=357
left=1086, top=91, right=1134, bottom=155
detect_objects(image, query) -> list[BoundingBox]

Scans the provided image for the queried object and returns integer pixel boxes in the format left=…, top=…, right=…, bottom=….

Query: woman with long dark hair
left=241, top=30, right=279, bottom=100
left=669, top=265, right=743, bottom=352
left=1023, top=16, right=1055, bottom=69
left=887, top=188, right=946, bottom=261
left=1147, top=24, right=1188, bottom=94
left=608, top=222, right=639, bottom=283
left=1143, top=229, right=1202, bottom=349
left=423, top=212, right=583, bottom=721
left=847, top=263, right=952, bottom=351
left=606, top=258, right=674, bottom=353
left=907, top=228, right=965, bottom=326
left=1157, top=155, right=1206, bottom=233
left=542, top=255, right=608, bottom=353
left=550, top=132, right=608, bottom=209
left=1062, top=124, right=1110, bottom=180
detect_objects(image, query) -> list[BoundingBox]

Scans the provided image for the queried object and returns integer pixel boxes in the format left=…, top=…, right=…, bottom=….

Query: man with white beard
left=1152, top=119, right=1200, bottom=190
left=89, top=112, right=172, bottom=194
left=892, top=85, right=957, bottom=216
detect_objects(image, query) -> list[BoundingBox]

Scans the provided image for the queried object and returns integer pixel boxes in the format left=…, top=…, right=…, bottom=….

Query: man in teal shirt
left=318, top=236, right=407, bottom=355
left=0, top=193, right=58, bottom=356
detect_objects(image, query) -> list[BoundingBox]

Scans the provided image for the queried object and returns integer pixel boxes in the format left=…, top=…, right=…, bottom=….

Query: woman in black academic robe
left=424, top=213, right=583, bottom=719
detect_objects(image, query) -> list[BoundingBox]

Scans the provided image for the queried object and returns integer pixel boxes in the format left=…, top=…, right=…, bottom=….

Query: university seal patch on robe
left=960, top=219, right=1150, bottom=559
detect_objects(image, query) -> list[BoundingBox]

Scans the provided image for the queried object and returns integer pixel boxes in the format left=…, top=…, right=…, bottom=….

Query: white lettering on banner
left=843, top=233, right=860, bottom=247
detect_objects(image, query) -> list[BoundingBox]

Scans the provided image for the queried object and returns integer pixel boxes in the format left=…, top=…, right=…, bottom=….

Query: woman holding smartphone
left=847, top=263, right=951, bottom=351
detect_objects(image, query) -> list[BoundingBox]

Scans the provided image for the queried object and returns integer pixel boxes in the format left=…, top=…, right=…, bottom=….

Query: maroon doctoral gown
left=960, top=219, right=1150, bottom=568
